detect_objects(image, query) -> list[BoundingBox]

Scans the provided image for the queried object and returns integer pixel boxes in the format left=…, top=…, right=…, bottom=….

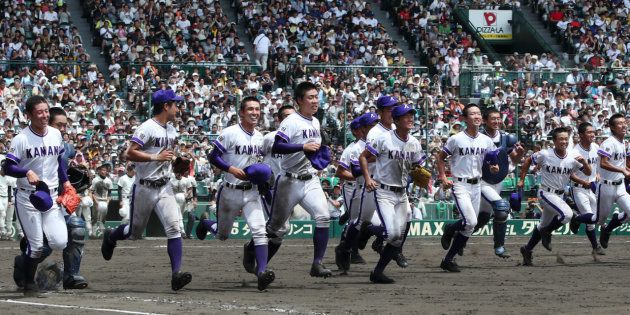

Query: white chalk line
left=0, top=299, right=166, bottom=315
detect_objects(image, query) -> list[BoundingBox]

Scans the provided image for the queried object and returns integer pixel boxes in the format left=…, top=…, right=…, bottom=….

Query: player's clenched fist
left=26, top=170, right=40, bottom=185
left=303, top=142, right=320, bottom=153
left=365, top=177, right=378, bottom=192
left=157, top=149, right=175, bottom=161
left=440, top=176, right=453, bottom=189
left=228, top=166, right=248, bottom=181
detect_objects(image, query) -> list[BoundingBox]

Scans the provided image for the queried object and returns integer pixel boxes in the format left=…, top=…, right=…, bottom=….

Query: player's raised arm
left=575, top=155, right=592, bottom=176
left=125, top=142, right=174, bottom=162
left=517, top=156, right=532, bottom=188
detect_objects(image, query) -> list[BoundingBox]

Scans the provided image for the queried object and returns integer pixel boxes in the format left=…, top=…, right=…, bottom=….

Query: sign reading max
left=469, top=10, right=513, bottom=40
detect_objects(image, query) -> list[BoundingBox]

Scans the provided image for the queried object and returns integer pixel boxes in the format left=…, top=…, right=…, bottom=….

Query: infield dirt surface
left=1, top=237, right=630, bottom=314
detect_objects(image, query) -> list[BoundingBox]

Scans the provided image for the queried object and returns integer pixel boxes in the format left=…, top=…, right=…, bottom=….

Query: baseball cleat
left=23, top=282, right=41, bottom=297
left=520, top=246, right=533, bottom=266
left=541, top=230, right=553, bottom=251
left=13, top=255, right=25, bottom=289
left=357, top=222, right=372, bottom=250
left=63, top=275, right=88, bottom=290
left=350, top=251, right=366, bottom=264
left=600, top=230, right=611, bottom=249
left=569, top=215, right=580, bottom=234
left=457, top=246, right=464, bottom=256
left=338, top=211, right=350, bottom=226
left=309, top=263, right=332, bottom=278
left=494, top=246, right=511, bottom=258
left=195, top=212, right=210, bottom=240
left=371, top=237, right=384, bottom=254
left=394, top=251, right=408, bottom=268
left=334, top=245, right=351, bottom=271
left=369, top=271, right=395, bottom=284
left=441, top=224, right=455, bottom=250
left=592, top=246, right=606, bottom=256
left=242, top=243, right=256, bottom=274
left=101, top=228, right=116, bottom=261
left=440, top=259, right=460, bottom=272
left=257, top=270, right=275, bottom=291
left=171, top=271, right=192, bottom=291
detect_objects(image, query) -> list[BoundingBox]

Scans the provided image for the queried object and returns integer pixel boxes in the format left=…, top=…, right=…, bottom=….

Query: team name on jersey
left=458, top=147, right=487, bottom=156
left=610, top=152, right=626, bottom=161
left=543, top=165, right=573, bottom=175
left=586, top=157, right=598, bottom=165
left=302, top=129, right=320, bottom=139
left=24, top=145, right=63, bottom=159
left=388, top=150, right=416, bottom=161
left=154, top=137, right=176, bottom=148
left=235, top=144, right=263, bottom=155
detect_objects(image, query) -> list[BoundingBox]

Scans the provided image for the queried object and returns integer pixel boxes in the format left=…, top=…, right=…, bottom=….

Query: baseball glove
left=57, top=184, right=81, bottom=214
left=172, top=155, right=191, bottom=176
left=409, top=165, right=431, bottom=188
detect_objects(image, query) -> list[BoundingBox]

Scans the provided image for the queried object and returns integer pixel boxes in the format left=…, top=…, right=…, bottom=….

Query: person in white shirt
left=253, top=30, right=271, bottom=71
left=117, top=165, right=135, bottom=224
left=0, top=155, right=17, bottom=240
left=518, top=127, right=590, bottom=266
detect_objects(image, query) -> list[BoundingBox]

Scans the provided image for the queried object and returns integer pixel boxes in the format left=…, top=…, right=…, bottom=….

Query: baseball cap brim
left=392, top=107, right=416, bottom=118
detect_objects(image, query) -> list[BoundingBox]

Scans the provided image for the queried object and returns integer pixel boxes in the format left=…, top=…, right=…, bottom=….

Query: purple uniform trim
left=418, top=155, right=427, bottom=164
left=2, top=159, right=28, bottom=178
left=366, top=144, right=378, bottom=156
left=130, top=137, right=144, bottom=147
left=539, top=191, right=566, bottom=222
left=442, top=146, right=452, bottom=155
left=212, top=140, right=227, bottom=153
left=339, top=161, right=350, bottom=170
left=208, top=147, right=231, bottom=172
left=275, top=131, right=289, bottom=142
left=57, top=155, right=68, bottom=183
left=6, top=153, right=20, bottom=163
left=272, top=138, right=303, bottom=155
left=597, top=149, right=611, bottom=158
left=531, top=154, right=537, bottom=165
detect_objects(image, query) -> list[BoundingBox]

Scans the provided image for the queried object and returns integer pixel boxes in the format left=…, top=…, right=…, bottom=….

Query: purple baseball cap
left=30, top=181, right=53, bottom=212
left=350, top=117, right=362, bottom=130
left=375, top=95, right=398, bottom=108
left=244, top=163, right=272, bottom=185
left=152, top=89, right=183, bottom=105
left=391, top=104, right=416, bottom=119
left=306, top=146, right=331, bottom=171
left=358, top=112, right=379, bottom=126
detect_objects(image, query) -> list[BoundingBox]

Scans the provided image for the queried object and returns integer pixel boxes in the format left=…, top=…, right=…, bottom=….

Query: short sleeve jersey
left=531, top=148, right=583, bottom=190
left=212, top=124, right=264, bottom=185
left=7, top=126, right=64, bottom=190
left=262, top=131, right=283, bottom=176
left=598, top=136, right=629, bottom=182
left=366, top=122, right=393, bottom=174
left=443, top=131, right=496, bottom=179
left=276, top=112, right=321, bottom=174
left=130, top=119, right=178, bottom=182
left=117, top=174, right=135, bottom=198
left=91, top=176, right=113, bottom=199
left=572, top=143, right=599, bottom=183
left=367, top=130, right=424, bottom=187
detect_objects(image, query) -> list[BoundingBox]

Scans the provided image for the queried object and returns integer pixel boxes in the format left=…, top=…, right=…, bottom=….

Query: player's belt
left=541, top=186, right=564, bottom=195
left=19, top=187, right=58, bottom=193
left=379, top=183, right=405, bottom=193
left=224, top=182, right=253, bottom=190
left=602, top=179, right=623, bottom=186
left=139, top=177, right=169, bottom=188
left=285, top=172, right=313, bottom=181
left=455, top=177, right=480, bottom=185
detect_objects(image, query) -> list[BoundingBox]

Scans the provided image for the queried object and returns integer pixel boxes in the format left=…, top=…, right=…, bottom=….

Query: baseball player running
left=2, top=96, right=71, bottom=296
left=117, top=164, right=135, bottom=224
left=334, top=116, right=366, bottom=272
left=266, top=81, right=333, bottom=278
left=91, top=165, right=112, bottom=237
left=195, top=96, right=275, bottom=291
left=357, top=96, right=409, bottom=269
left=572, top=113, right=630, bottom=249
left=568, top=122, right=605, bottom=255
left=438, top=104, right=499, bottom=272
left=475, top=108, right=524, bottom=258
left=245, top=105, right=295, bottom=270
left=518, top=127, right=591, bottom=266
left=359, top=104, right=425, bottom=283
left=101, top=89, right=192, bottom=291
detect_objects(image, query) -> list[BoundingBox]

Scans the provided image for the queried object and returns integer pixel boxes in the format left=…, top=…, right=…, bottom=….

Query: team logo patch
left=8, top=147, right=14, bottom=153
left=218, top=136, right=224, bottom=142
left=139, top=132, right=146, bottom=140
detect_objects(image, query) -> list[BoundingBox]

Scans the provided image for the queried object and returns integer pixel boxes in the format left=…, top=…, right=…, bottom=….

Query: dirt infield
left=1, top=237, right=630, bottom=314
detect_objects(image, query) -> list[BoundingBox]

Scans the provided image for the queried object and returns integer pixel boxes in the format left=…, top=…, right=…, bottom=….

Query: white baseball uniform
left=595, top=136, right=630, bottom=225
left=267, top=112, right=329, bottom=237
left=119, top=118, right=181, bottom=240
left=171, top=175, right=196, bottom=233
left=570, top=143, right=599, bottom=231
left=262, top=131, right=283, bottom=177
left=367, top=130, right=423, bottom=247
left=338, top=140, right=363, bottom=224
left=212, top=124, right=267, bottom=245
left=7, top=126, right=68, bottom=258
left=91, top=175, right=113, bottom=229
left=77, top=188, right=94, bottom=235
left=531, top=148, right=582, bottom=228
left=443, top=131, right=496, bottom=237
left=0, top=158, right=17, bottom=238
left=117, top=173, right=135, bottom=223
